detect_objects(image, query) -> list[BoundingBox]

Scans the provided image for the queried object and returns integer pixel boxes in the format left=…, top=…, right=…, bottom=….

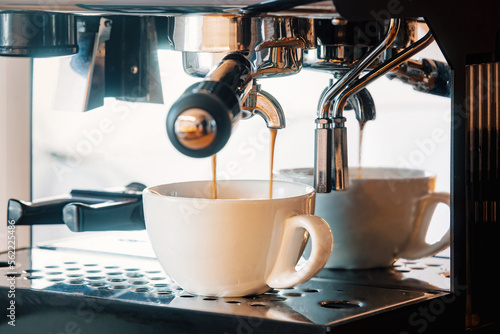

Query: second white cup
left=277, top=167, right=450, bottom=269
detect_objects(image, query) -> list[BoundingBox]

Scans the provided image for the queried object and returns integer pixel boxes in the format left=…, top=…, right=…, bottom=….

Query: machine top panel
left=0, top=0, right=337, bottom=17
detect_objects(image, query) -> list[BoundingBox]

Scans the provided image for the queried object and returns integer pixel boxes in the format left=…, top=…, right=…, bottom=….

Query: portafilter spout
left=242, top=81, right=286, bottom=130
left=348, top=88, right=376, bottom=124
left=166, top=53, right=253, bottom=158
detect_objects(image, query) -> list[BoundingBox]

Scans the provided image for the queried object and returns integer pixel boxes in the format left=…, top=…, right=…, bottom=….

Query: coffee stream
left=211, top=129, right=279, bottom=200
left=269, top=128, right=278, bottom=199
left=211, top=154, right=217, bottom=199
left=357, top=120, right=367, bottom=179
left=212, top=120, right=362, bottom=197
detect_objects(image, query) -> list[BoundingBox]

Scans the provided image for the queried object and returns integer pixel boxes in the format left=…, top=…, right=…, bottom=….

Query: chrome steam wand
left=314, top=18, right=401, bottom=193
left=314, top=25, right=435, bottom=193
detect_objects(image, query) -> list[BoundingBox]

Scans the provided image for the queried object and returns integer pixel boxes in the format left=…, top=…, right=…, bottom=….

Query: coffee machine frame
left=1, top=1, right=499, bottom=333
left=330, top=0, right=500, bottom=329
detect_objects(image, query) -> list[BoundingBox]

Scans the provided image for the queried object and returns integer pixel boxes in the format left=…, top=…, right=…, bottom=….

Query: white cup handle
left=399, top=192, right=450, bottom=260
left=266, top=214, right=333, bottom=289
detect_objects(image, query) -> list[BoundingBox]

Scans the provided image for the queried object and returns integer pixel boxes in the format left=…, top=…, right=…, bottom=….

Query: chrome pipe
left=329, top=30, right=433, bottom=192
left=333, top=31, right=435, bottom=115
left=317, top=18, right=401, bottom=119
left=328, top=30, right=434, bottom=192
left=314, top=18, right=401, bottom=193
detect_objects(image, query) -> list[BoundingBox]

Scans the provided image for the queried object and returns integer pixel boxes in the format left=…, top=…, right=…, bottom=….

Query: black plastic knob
left=166, top=81, right=241, bottom=158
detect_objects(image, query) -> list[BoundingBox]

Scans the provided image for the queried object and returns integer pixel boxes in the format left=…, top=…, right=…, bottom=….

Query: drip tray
left=0, top=248, right=450, bottom=333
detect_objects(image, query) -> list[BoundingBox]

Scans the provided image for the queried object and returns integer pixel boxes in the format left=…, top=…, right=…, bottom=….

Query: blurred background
left=31, top=41, right=451, bottom=247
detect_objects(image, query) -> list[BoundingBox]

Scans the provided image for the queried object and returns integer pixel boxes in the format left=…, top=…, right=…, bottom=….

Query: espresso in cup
left=143, top=180, right=333, bottom=297
left=277, top=167, right=450, bottom=269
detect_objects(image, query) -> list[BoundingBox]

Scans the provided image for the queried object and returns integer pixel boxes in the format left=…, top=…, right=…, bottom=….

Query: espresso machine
left=1, top=1, right=499, bottom=333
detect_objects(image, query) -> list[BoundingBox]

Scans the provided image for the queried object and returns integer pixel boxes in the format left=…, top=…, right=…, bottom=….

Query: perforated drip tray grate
left=317, top=256, right=451, bottom=292
left=0, top=248, right=450, bottom=331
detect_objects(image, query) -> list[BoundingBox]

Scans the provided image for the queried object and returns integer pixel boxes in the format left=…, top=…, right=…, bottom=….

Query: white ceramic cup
left=142, top=180, right=333, bottom=297
left=277, top=167, right=450, bottom=269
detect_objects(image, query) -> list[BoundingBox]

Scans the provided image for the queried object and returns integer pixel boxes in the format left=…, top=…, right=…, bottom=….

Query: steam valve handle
left=167, top=53, right=253, bottom=158
left=166, top=81, right=240, bottom=158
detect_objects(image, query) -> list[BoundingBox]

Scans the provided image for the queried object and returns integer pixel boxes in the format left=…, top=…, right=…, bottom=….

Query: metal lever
left=63, top=200, right=144, bottom=232
left=8, top=183, right=146, bottom=232
left=8, top=196, right=102, bottom=227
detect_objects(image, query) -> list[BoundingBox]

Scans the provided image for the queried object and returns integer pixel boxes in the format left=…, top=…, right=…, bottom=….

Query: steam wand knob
left=166, top=54, right=252, bottom=158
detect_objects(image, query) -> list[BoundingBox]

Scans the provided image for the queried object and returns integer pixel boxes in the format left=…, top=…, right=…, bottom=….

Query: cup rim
left=144, top=179, right=315, bottom=202
left=277, top=167, right=436, bottom=181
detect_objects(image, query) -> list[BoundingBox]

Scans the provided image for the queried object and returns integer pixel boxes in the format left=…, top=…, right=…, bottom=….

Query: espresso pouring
left=211, top=129, right=279, bottom=199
